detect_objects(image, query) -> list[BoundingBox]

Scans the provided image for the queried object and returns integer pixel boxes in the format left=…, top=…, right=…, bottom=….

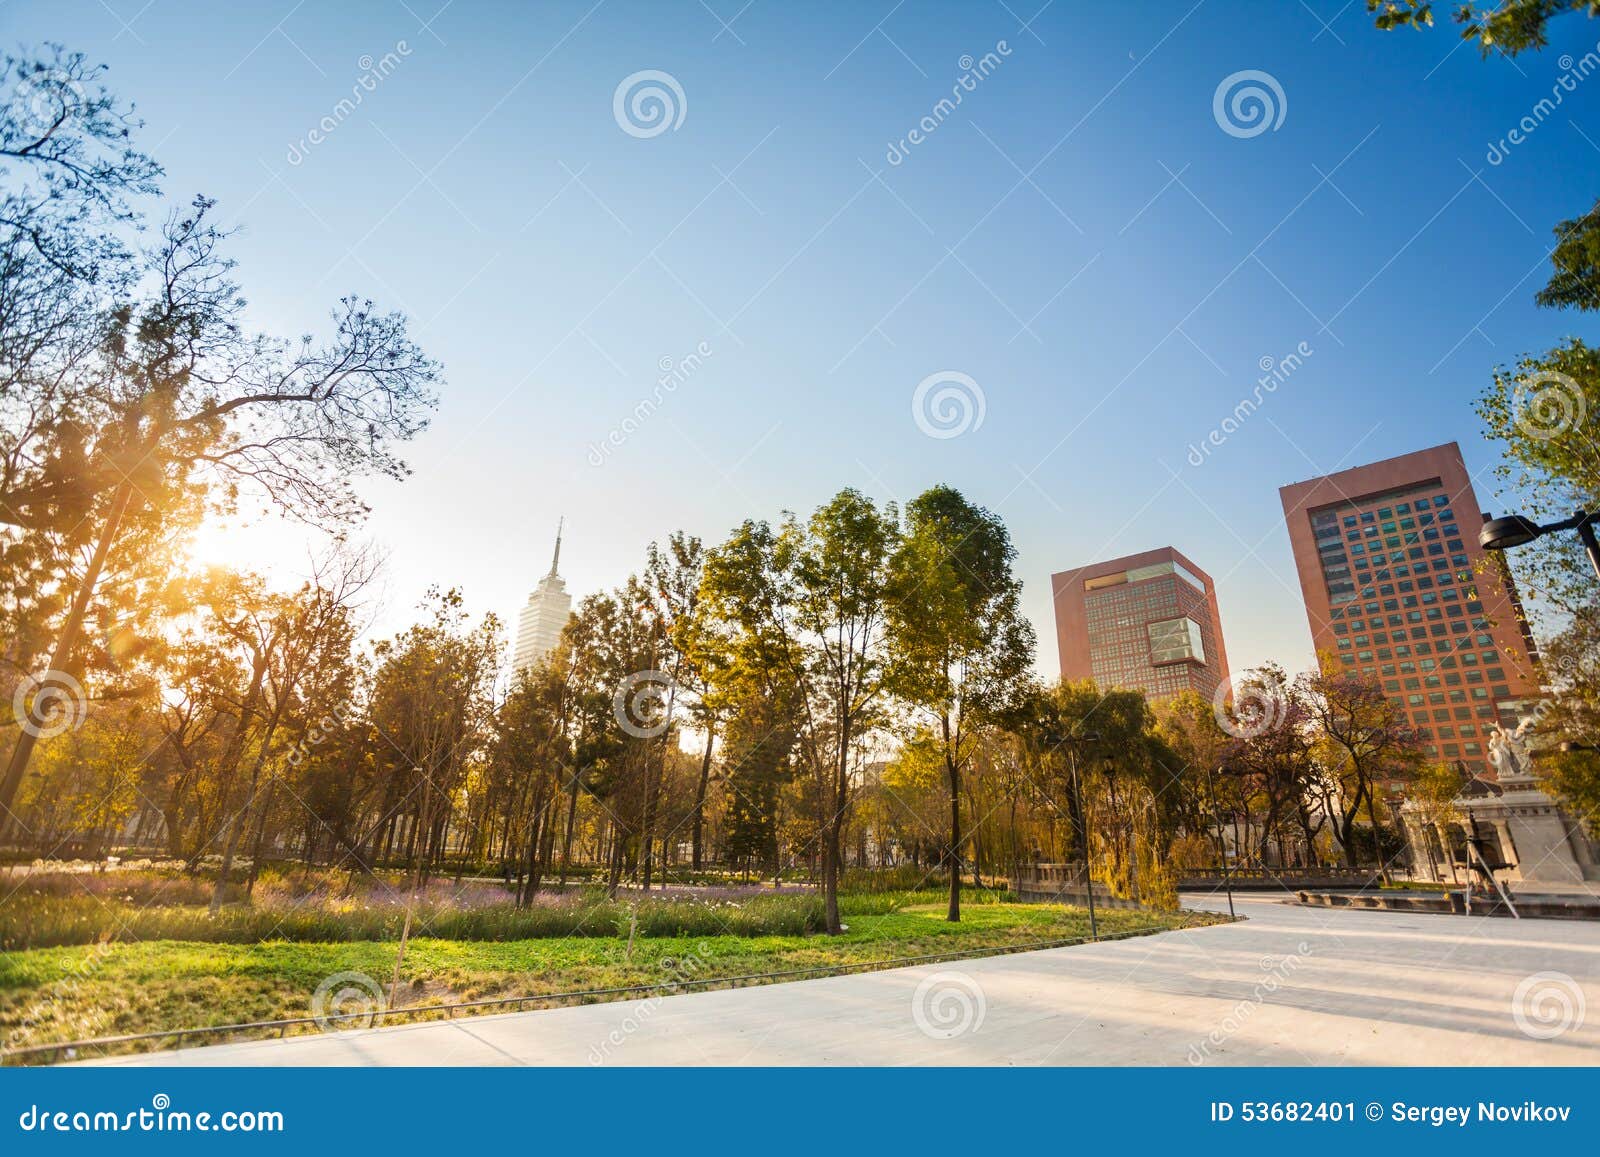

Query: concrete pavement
left=90, top=896, right=1600, bottom=1066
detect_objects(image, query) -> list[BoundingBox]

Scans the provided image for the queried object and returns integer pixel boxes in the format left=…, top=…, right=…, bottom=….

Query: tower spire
left=548, top=517, right=564, bottom=578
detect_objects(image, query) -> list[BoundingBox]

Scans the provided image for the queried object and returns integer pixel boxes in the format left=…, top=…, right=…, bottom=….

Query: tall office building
left=513, top=521, right=573, bottom=672
left=1279, top=442, right=1541, bottom=779
left=1051, top=547, right=1231, bottom=702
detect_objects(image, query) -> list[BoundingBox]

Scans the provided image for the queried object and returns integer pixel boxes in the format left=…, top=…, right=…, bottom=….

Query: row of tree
left=3, top=470, right=1448, bottom=928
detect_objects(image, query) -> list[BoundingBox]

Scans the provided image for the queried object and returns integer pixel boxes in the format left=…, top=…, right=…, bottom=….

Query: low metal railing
left=1180, top=865, right=1378, bottom=882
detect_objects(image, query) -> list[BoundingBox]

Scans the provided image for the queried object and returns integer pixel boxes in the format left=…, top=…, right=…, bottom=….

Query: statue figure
left=1487, top=724, right=1530, bottom=782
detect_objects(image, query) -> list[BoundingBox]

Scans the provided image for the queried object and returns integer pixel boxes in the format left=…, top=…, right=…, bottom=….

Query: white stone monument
left=1403, top=718, right=1598, bottom=887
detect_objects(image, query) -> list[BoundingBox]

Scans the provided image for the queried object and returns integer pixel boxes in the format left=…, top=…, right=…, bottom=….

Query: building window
left=1148, top=617, right=1205, bottom=666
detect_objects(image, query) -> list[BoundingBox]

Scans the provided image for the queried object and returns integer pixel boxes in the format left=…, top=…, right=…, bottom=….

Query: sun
left=183, top=512, right=328, bottom=591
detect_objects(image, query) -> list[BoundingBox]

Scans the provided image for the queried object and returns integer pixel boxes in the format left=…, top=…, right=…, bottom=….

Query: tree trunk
left=822, top=732, right=850, bottom=935
left=558, top=767, right=581, bottom=887
left=1364, top=788, right=1391, bottom=883
left=944, top=713, right=961, bottom=922
left=947, top=754, right=962, bottom=922
left=517, top=793, right=547, bottom=907
left=822, top=823, right=842, bottom=934
left=243, top=779, right=278, bottom=896
left=606, top=823, right=625, bottom=898
left=691, top=725, right=715, bottom=870
left=208, top=661, right=269, bottom=913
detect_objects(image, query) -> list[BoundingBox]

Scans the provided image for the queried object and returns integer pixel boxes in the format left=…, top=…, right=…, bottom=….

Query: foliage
left=1368, top=0, right=1598, bottom=55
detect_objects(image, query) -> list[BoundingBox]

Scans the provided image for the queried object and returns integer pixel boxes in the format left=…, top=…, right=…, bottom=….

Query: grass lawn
left=0, top=900, right=1222, bottom=1062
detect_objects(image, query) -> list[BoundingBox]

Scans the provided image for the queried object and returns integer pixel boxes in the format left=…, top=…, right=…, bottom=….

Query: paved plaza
left=93, top=896, right=1600, bottom=1067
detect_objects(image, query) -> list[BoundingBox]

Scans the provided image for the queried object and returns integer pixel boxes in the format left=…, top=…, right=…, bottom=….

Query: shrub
left=0, top=887, right=829, bottom=951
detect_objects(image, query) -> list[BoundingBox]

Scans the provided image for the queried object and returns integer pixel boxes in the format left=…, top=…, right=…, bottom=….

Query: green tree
left=491, top=662, right=571, bottom=904
left=887, top=485, right=1034, bottom=921
left=700, top=489, right=900, bottom=934
left=1301, top=659, right=1423, bottom=875
left=1021, top=680, right=1162, bottom=888
left=719, top=677, right=795, bottom=877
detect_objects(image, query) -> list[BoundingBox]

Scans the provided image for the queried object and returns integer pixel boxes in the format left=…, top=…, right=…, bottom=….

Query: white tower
left=513, top=520, right=573, bottom=672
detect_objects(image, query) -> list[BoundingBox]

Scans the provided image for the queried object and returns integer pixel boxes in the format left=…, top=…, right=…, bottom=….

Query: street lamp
left=1064, top=728, right=1100, bottom=941
left=1479, top=510, right=1600, bottom=581
left=1204, top=764, right=1236, bottom=919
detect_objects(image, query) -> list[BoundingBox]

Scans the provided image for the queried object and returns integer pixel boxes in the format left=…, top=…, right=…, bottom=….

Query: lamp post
left=1065, top=728, right=1100, bottom=941
left=1479, top=510, right=1600, bottom=582
left=1204, top=764, right=1235, bottom=919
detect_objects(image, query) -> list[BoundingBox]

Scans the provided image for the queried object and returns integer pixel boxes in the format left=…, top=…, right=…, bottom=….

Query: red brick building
left=1279, top=442, right=1542, bottom=779
left=1050, top=546, right=1231, bottom=701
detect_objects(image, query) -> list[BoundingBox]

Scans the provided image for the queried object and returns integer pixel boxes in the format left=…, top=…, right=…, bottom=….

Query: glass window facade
left=1148, top=616, right=1205, bottom=665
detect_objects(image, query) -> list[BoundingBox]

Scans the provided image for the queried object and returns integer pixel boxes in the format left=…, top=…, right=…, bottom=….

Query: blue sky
left=5, top=0, right=1596, bottom=675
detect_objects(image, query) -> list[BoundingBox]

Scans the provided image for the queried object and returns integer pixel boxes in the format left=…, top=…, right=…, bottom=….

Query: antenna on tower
left=548, top=517, right=564, bottom=577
